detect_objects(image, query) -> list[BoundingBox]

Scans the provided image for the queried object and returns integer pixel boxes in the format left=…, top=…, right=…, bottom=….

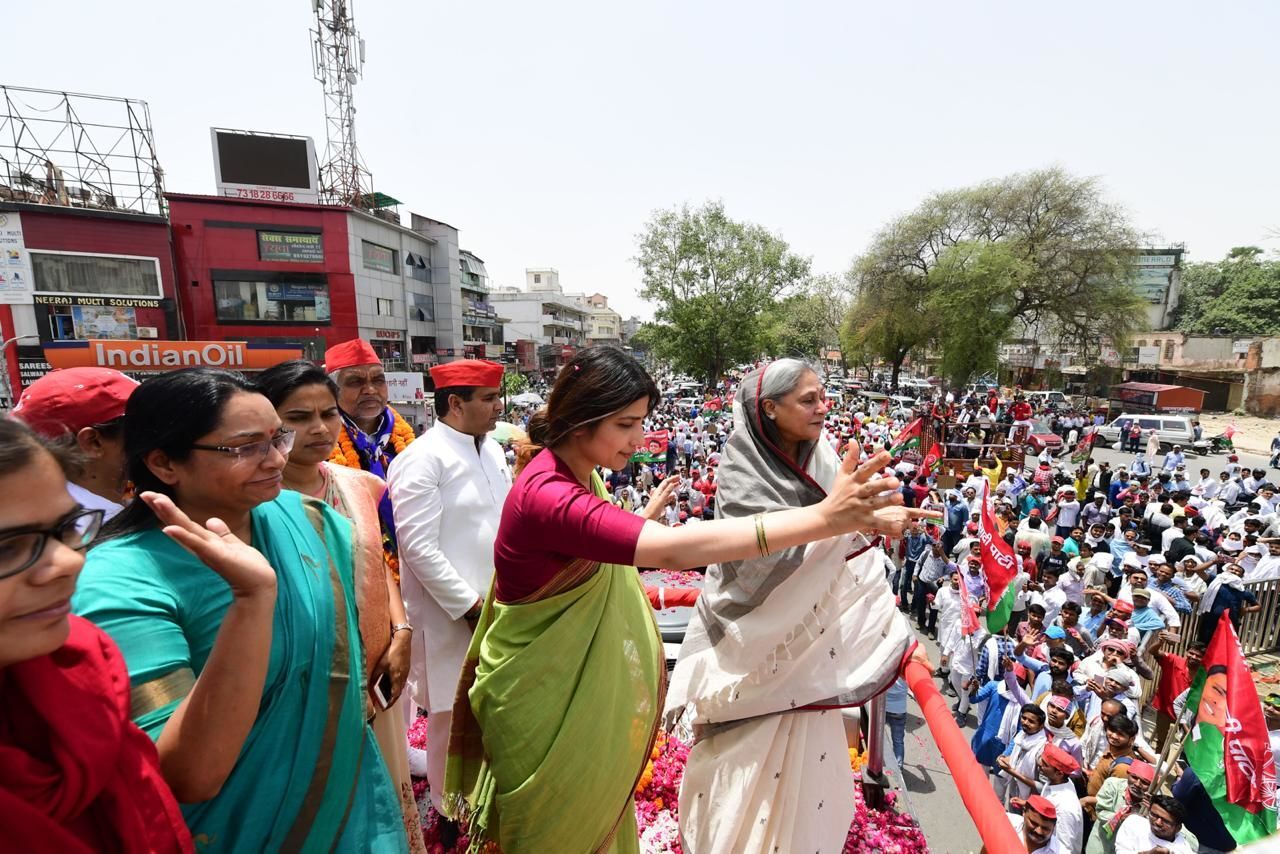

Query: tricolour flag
left=888, top=417, right=922, bottom=456
left=1184, top=619, right=1277, bottom=843
left=976, top=481, right=1018, bottom=632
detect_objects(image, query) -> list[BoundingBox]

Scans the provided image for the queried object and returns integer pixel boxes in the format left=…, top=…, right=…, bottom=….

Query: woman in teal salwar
left=72, top=368, right=408, bottom=852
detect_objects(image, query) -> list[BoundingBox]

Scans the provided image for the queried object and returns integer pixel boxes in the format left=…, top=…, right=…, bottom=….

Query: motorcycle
left=1191, top=433, right=1235, bottom=455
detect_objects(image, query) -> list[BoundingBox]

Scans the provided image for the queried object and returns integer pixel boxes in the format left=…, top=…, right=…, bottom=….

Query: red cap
left=967, top=522, right=978, bottom=533
left=12, top=368, right=138, bottom=437
left=1041, top=742, right=1080, bottom=776
left=430, top=359, right=504, bottom=389
left=1029, top=508, right=1042, bottom=517
left=1112, top=600, right=1135, bottom=616
left=1052, top=536, right=1065, bottom=544
left=1127, top=760, right=1155, bottom=782
left=1025, top=794, right=1057, bottom=819
left=324, top=339, right=381, bottom=371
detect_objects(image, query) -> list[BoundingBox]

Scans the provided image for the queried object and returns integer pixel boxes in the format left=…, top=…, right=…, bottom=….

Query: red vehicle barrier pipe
left=903, top=660, right=1027, bottom=854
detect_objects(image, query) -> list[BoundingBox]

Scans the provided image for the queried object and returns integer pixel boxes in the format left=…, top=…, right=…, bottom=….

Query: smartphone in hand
left=372, top=671, right=393, bottom=711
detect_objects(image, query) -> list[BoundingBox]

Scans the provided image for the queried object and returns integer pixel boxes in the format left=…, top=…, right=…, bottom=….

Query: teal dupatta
left=73, top=491, right=407, bottom=853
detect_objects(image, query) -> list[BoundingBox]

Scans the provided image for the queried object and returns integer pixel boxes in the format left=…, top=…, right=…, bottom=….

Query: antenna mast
left=311, top=0, right=372, bottom=207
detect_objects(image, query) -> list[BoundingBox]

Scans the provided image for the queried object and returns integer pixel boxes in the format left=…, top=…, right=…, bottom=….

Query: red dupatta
left=0, top=616, right=192, bottom=853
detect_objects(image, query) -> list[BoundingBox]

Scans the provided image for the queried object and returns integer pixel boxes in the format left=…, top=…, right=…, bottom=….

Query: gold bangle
left=754, top=513, right=770, bottom=556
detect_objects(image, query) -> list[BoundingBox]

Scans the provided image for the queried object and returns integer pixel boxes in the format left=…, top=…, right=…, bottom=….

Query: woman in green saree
left=444, top=348, right=939, bottom=853
left=72, top=368, right=407, bottom=852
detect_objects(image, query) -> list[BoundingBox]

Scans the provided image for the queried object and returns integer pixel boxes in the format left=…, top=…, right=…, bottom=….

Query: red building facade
left=167, top=193, right=358, bottom=362
left=0, top=203, right=179, bottom=399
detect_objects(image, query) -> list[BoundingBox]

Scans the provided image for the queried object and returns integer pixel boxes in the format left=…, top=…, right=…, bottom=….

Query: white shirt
left=66, top=481, right=124, bottom=522
left=1247, top=553, right=1280, bottom=582
left=1113, top=815, right=1193, bottom=854
left=388, top=420, right=511, bottom=713
left=1007, top=813, right=1066, bottom=854
left=1039, top=780, right=1083, bottom=854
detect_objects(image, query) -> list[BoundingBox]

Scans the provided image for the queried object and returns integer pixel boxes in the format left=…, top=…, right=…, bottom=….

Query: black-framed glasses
left=0, top=507, right=105, bottom=580
left=191, top=430, right=296, bottom=462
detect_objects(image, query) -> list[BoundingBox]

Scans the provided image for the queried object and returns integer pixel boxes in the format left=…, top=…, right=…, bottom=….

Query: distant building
left=1134, top=248, right=1185, bottom=331
left=491, top=268, right=587, bottom=374
left=583, top=293, right=622, bottom=346
left=458, top=249, right=506, bottom=362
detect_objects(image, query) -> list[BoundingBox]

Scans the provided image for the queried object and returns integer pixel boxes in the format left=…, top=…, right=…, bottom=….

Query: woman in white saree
left=666, top=360, right=932, bottom=853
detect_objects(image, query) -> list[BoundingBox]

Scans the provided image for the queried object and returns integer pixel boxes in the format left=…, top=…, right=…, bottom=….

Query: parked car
left=1024, top=419, right=1065, bottom=456
left=1095, top=413, right=1198, bottom=451
left=1025, top=390, right=1069, bottom=409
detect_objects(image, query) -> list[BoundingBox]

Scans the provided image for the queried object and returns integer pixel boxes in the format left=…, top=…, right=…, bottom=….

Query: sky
left=7, top=2, right=1278, bottom=321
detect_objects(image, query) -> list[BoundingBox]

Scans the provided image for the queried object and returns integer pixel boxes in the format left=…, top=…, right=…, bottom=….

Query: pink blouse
left=494, top=449, right=647, bottom=602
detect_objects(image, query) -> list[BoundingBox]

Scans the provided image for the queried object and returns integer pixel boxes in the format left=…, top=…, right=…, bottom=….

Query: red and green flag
left=976, top=481, right=1018, bottom=632
left=1184, top=619, right=1277, bottom=844
left=887, top=417, right=922, bottom=456
left=922, top=441, right=944, bottom=473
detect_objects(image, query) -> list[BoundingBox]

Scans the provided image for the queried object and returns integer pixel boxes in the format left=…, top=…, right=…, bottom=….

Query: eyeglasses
left=191, top=430, right=296, bottom=462
left=0, top=508, right=105, bottom=580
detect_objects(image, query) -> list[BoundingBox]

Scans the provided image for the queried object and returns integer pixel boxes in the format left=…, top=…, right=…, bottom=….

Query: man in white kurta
left=387, top=359, right=510, bottom=812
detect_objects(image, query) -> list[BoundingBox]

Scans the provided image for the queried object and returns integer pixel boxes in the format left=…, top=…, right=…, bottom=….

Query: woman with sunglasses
left=72, top=368, right=409, bottom=852
left=0, top=417, right=191, bottom=852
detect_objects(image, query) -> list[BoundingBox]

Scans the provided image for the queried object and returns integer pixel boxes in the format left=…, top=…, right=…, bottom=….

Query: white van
left=1026, top=390, right=1069, bottom=408
left=1096, top=413, right=1197, bottom=450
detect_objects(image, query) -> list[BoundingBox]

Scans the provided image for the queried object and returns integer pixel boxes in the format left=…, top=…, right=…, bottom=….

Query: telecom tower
left=311, top=0, right=372, bottom=207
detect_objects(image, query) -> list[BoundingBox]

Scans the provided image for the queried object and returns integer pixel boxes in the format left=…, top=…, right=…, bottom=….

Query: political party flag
left=888, top=417, right=923, bottom=456
left=922, top=441, right=944, bottom=473
left=976, top=481, right=1019, bottom=632
left=1069, top=431, right=1095, bottom=466
left=631, top=430, right=670, bottom=464
left=956, top=570, right=981, bottom=636
left=1184, top=619, right=1277, bottom=843
left=702, top=397, right=723, bottom=412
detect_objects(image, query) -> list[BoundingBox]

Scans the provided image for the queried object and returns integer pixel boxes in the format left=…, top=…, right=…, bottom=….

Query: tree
left=635, top=201, right=811, bottom=383
left=1172, top=247, right=1280, bottom=335
left=500, top=370, right=529, bottom=398
left=846, top=167, right=1147, bottom=389
left=759, top=275, right=850, bottom=365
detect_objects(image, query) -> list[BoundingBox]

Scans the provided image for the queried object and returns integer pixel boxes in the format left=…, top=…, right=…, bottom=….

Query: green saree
left=73, top=491, right=407, bottom=853
left=444, top=474, right=664, bottom=853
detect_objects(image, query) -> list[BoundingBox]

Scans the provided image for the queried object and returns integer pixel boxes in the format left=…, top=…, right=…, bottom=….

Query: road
left=874, top=629, right=987, bottom=854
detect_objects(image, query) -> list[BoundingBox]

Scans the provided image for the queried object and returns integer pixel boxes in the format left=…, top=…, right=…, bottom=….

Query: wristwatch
left=391, top=622, right=413, bottom=635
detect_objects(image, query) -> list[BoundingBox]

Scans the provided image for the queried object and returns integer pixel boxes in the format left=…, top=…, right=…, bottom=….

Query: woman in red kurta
left=0, top=417, right=191, bottom=853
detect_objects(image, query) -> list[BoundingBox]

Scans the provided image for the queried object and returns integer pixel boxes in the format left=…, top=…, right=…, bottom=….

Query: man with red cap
left=1036, top=743, right=1083, bottom=853
left=324, top=338, right=416, bottom=577
left=1085, top=759, right=1156, bottom=854
left=386, top=358, right=508, bottom=819
left=11, top=367, right=139, bottom=520
left=1009, top=794, right=1065, bottom=853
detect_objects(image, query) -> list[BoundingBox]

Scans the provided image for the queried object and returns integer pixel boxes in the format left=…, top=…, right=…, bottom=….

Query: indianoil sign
left=43, top=340, right=304, bottom=372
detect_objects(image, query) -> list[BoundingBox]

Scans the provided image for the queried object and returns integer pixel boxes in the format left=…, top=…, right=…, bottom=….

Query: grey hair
left=759, top=358, right=821, bottom=406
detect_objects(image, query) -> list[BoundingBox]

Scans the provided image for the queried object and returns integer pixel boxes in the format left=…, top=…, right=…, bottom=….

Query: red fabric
left=323, top=338, right=381, bottom=371
left=976, top=482, right=1017, bottom=607
left=1153, top=650, right=1191, bottom=718
left=644, top=587, right=701, bottom=609
left=495, top=449, right=647, bottom=602
left=0, top=617, right=192, bottom=854
left=1012, top=401, right=1032, bottom=421
left=429, top=358, right=504, bottom=389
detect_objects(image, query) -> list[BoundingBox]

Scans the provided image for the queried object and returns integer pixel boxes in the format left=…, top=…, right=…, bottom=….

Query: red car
left=1024, top=419, right=1065, bottom=455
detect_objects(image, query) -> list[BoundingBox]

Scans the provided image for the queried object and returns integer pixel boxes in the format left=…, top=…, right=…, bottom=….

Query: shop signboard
left=258, top=231, right=323, bottom=263
left=43, top=340, right=304, bottom=372
left=0, top=212, right=35, bottom=305
left=385, top=371, right=425, bottom=402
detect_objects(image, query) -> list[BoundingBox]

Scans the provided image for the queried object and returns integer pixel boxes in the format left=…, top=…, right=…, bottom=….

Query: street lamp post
left=0, top=334, right=38, bottom=410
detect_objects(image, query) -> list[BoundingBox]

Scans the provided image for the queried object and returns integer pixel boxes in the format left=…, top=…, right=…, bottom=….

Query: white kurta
left=388, top=419, right=511, bottom=713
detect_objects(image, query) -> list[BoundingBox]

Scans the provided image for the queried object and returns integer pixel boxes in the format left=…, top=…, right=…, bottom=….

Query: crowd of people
left=4, top=343, right=1278, bottom=853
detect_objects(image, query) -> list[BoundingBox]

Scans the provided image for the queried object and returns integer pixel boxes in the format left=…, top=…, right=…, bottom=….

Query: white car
left=1096, top=413, right=1197, bottom=451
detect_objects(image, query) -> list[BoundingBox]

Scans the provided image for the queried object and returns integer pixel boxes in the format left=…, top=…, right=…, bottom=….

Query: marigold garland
left=328, top=407, right=416, bottom=581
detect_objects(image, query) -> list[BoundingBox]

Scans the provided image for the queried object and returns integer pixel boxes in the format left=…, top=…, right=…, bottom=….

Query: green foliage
left=760, top=276, right=850, bottom=361
left=1172, top=249, right=1280, bottom=335
left=635, top=200, right=810, bottom=383
left=846, top=167, right=1147, bottom=387
left=500, top=370, right=529, bottom=397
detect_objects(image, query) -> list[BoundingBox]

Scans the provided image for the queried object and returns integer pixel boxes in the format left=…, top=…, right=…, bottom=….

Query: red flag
left=922, top=441, right=943, bottom=472
left=702, top=397, right=723, bottom=411
left=956, top=573, right=981, bottom=636
left=1185, top=619, right=1278, bottom=834
left=977, top=481, right=1018, bottom=629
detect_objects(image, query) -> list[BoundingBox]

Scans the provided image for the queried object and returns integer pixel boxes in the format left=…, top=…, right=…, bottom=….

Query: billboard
left=258, top=231, right=324, bottom=263
left=44, top=340, right=304, bottom=371
left=211, top=129, right=319, bottom=204
left=0, top=212, right=35, bottom=305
